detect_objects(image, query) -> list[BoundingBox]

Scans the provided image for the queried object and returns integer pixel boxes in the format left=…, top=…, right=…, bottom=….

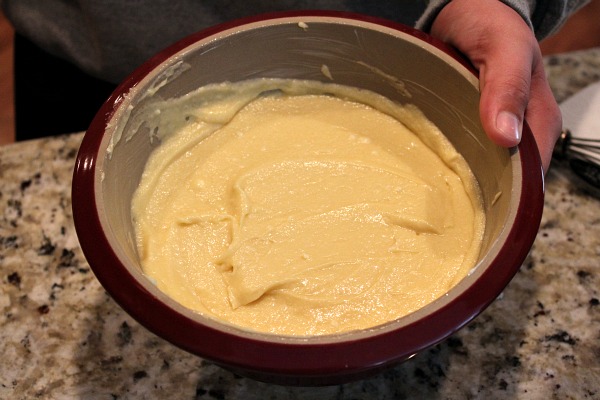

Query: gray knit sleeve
left=415, top=0, right=589, bottom=41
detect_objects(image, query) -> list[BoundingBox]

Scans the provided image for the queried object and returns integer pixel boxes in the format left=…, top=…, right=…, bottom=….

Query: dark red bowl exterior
left=72, top=11, right=544, bottom=386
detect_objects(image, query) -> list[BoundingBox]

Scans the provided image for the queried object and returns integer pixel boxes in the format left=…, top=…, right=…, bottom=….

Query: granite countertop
left=1, top=48, right=600, bottom=400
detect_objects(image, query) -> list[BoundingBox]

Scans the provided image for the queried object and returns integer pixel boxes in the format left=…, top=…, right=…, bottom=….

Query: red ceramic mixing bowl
left=72, top=11, right=544, bottom=386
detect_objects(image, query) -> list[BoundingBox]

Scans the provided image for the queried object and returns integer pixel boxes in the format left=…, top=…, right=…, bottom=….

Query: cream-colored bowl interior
left=94, top=16, right=518, bottom=340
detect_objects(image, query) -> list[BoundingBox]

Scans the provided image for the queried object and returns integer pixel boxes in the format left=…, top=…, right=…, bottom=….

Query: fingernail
left=496, top=111, right=522, bottom=144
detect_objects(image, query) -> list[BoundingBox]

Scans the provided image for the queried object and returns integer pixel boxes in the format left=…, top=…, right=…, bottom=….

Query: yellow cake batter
left=131, top=79, right=485, bottom=336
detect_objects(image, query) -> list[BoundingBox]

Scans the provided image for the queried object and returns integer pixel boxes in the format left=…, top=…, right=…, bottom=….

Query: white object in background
left=558, top=80, right=600, bottom=190
left=560, top=80, right=600, bottom=141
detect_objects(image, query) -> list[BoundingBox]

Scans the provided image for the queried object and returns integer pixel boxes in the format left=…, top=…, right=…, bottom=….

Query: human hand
left=430, top=0, right=562, bottom=172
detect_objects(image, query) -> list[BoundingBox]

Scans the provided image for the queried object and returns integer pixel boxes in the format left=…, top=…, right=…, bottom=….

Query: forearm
left=416, top=0, right=590, bottom=40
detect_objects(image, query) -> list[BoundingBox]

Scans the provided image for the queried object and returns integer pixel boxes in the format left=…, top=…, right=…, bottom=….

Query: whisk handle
left=570, top=158, right=600, bottom=189
left=552, top=129, right=572, bottom=160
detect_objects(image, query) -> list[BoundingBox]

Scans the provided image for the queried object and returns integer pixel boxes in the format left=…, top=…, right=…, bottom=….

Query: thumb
left=478, top=55, right=531, bottom=148
left=479, top=42, right=560, bottom=172
left=430, top=0, right=561, bottom=171
left=429, top=0, right=533, bottom=147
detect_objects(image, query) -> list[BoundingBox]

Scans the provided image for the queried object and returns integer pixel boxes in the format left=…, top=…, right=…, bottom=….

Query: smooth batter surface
left=131, top=79, right=485, bottom=336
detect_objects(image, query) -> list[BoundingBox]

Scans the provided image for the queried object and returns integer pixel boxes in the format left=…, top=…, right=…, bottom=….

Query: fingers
left=522, top=63, right=562, bottom=172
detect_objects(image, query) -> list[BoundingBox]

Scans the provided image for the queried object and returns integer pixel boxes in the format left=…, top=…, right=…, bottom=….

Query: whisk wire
left=554, top=130, right=600, bottom=163
left=554, top=129, right=600, bottom=189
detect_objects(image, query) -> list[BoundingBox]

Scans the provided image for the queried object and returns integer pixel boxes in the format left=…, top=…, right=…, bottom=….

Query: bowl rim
left=72, top=10, right=544, bottom=384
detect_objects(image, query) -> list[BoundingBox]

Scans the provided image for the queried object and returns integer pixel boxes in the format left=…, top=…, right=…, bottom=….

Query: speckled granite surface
left=1, top=48, right=599, bottom=399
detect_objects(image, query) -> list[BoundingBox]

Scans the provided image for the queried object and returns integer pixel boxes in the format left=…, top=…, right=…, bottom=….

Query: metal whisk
left=553, top=129, right=600, bottom=190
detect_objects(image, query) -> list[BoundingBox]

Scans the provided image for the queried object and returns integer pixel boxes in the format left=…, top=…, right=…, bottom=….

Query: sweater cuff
left=414, top=0, right=536, bottom=36
left=414, top=0, right=452, bottom=33
left=415, top=0, right=588, bottom=41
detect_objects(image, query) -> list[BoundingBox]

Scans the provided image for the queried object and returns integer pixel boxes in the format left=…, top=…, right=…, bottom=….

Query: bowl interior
left=100, top=16, right=515, bottom=308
